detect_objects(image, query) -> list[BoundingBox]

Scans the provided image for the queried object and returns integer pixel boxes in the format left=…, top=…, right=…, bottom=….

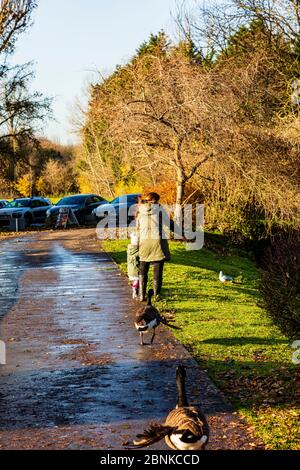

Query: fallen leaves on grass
left=242, top=406, right=300, bottom=450
left=216, top=367, right=299, bottom=407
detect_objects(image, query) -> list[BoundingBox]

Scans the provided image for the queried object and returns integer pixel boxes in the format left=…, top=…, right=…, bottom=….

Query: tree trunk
left=9, top=136, right=17, bottom=197
left=174, top=169, right=185, bottom=225
left=92, top=125, right=115, bottom=199
left=9, top=117, right=18, bottom=196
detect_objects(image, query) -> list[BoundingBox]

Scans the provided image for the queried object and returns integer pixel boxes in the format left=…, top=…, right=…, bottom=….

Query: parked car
left=0, top=200, right=8, bottom=209
left=46, top=194, right=108, bottom=227
left=0, top=197, right=52, bottom=229
left=92, top=193, right=141, bottom=225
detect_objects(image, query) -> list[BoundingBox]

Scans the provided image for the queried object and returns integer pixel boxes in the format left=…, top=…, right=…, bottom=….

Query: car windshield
left=56, top=196, right=86, bottom=206
left=111, top=195, right=138, bottom=204
left=7, top=200, right=31, bottom=208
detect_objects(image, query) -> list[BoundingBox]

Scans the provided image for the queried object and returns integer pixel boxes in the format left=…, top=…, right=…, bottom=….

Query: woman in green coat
left=136, top=191, right=183, bottom=301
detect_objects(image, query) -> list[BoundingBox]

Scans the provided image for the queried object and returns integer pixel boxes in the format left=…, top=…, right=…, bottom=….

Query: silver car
left=0, top=197, right=52, bottom=230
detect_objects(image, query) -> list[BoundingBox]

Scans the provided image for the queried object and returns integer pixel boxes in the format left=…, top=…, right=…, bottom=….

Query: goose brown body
left=135, top=289, right=180, bottom=345
left=165, top=406, right=209, bottom=450
left=134, top=289, right=160, bottom=345
left=135, top=303, right=159, bottom=326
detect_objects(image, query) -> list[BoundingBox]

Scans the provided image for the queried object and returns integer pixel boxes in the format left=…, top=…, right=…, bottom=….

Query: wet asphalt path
left=0, top=229, right=258, bottom=450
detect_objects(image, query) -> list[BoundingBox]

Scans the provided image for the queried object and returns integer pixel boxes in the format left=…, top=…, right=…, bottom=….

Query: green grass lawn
left=102, top=236, right=299, bottom=450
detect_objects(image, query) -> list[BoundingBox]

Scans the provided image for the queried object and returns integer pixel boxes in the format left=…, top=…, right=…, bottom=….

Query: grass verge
left=102, top=236, right=299, bottom=450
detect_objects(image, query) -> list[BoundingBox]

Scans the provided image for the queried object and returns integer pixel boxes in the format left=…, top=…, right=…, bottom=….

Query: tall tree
left=177, top=0, right=300, bottom=58
left=0, top=0, right=36, bottom=57
left=0, top=1, right=52, bottom=193
left=0, top=62, right=52, bottom=182
left=92, top=35, right=216, bottom=217
left=81, top=13, right=300, bottom=236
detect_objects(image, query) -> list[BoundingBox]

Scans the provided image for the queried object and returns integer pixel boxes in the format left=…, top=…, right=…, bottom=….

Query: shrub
left=260, top=231, right=300, bottom=338
left=145, top=181, right=202, bottom=206
left=15, top=174, right=33, bottom=197
left=77, top=173, right=95, bottom=194
left=113, top=180, right=143, bottom=197
left=40, top=160, right=77, bottom=196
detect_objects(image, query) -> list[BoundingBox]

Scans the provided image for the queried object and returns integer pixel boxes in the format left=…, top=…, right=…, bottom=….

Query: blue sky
left=11, top=0, right=180, bottom=145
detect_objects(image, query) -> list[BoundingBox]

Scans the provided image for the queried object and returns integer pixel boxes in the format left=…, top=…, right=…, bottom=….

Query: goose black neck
left=176, top=366, right=188, bottom=407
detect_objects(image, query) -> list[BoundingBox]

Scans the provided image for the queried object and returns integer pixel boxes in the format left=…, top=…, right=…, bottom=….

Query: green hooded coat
left=136, top=203, right=181, bottom=262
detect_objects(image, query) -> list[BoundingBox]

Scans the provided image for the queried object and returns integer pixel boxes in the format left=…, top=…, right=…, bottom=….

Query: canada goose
left=134, top=289, right=179, bottom=345
left=132, top=365, right=209, bottom=450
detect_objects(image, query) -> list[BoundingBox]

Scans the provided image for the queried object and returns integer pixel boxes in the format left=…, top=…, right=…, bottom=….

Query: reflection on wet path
left=0, top=239, right=30, bottom=320
left=0, top=233, right=187, bottom=449
left=0, top=231, right=253, bottom=450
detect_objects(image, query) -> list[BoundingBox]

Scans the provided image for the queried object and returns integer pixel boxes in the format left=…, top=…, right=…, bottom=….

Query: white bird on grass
left=219, top=271, right=233, bottom=283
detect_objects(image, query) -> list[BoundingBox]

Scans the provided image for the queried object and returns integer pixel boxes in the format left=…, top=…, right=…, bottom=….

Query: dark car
left=0, top=197, right=52, bottom=229
left=46, top=194, right=108, bottom=227
left=92, top=193, right=141, bottom=225
left=0, top=200, right=8, bottom=209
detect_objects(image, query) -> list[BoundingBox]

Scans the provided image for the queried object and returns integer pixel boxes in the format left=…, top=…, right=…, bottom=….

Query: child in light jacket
left=127, top=232, right=140, bottom=299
